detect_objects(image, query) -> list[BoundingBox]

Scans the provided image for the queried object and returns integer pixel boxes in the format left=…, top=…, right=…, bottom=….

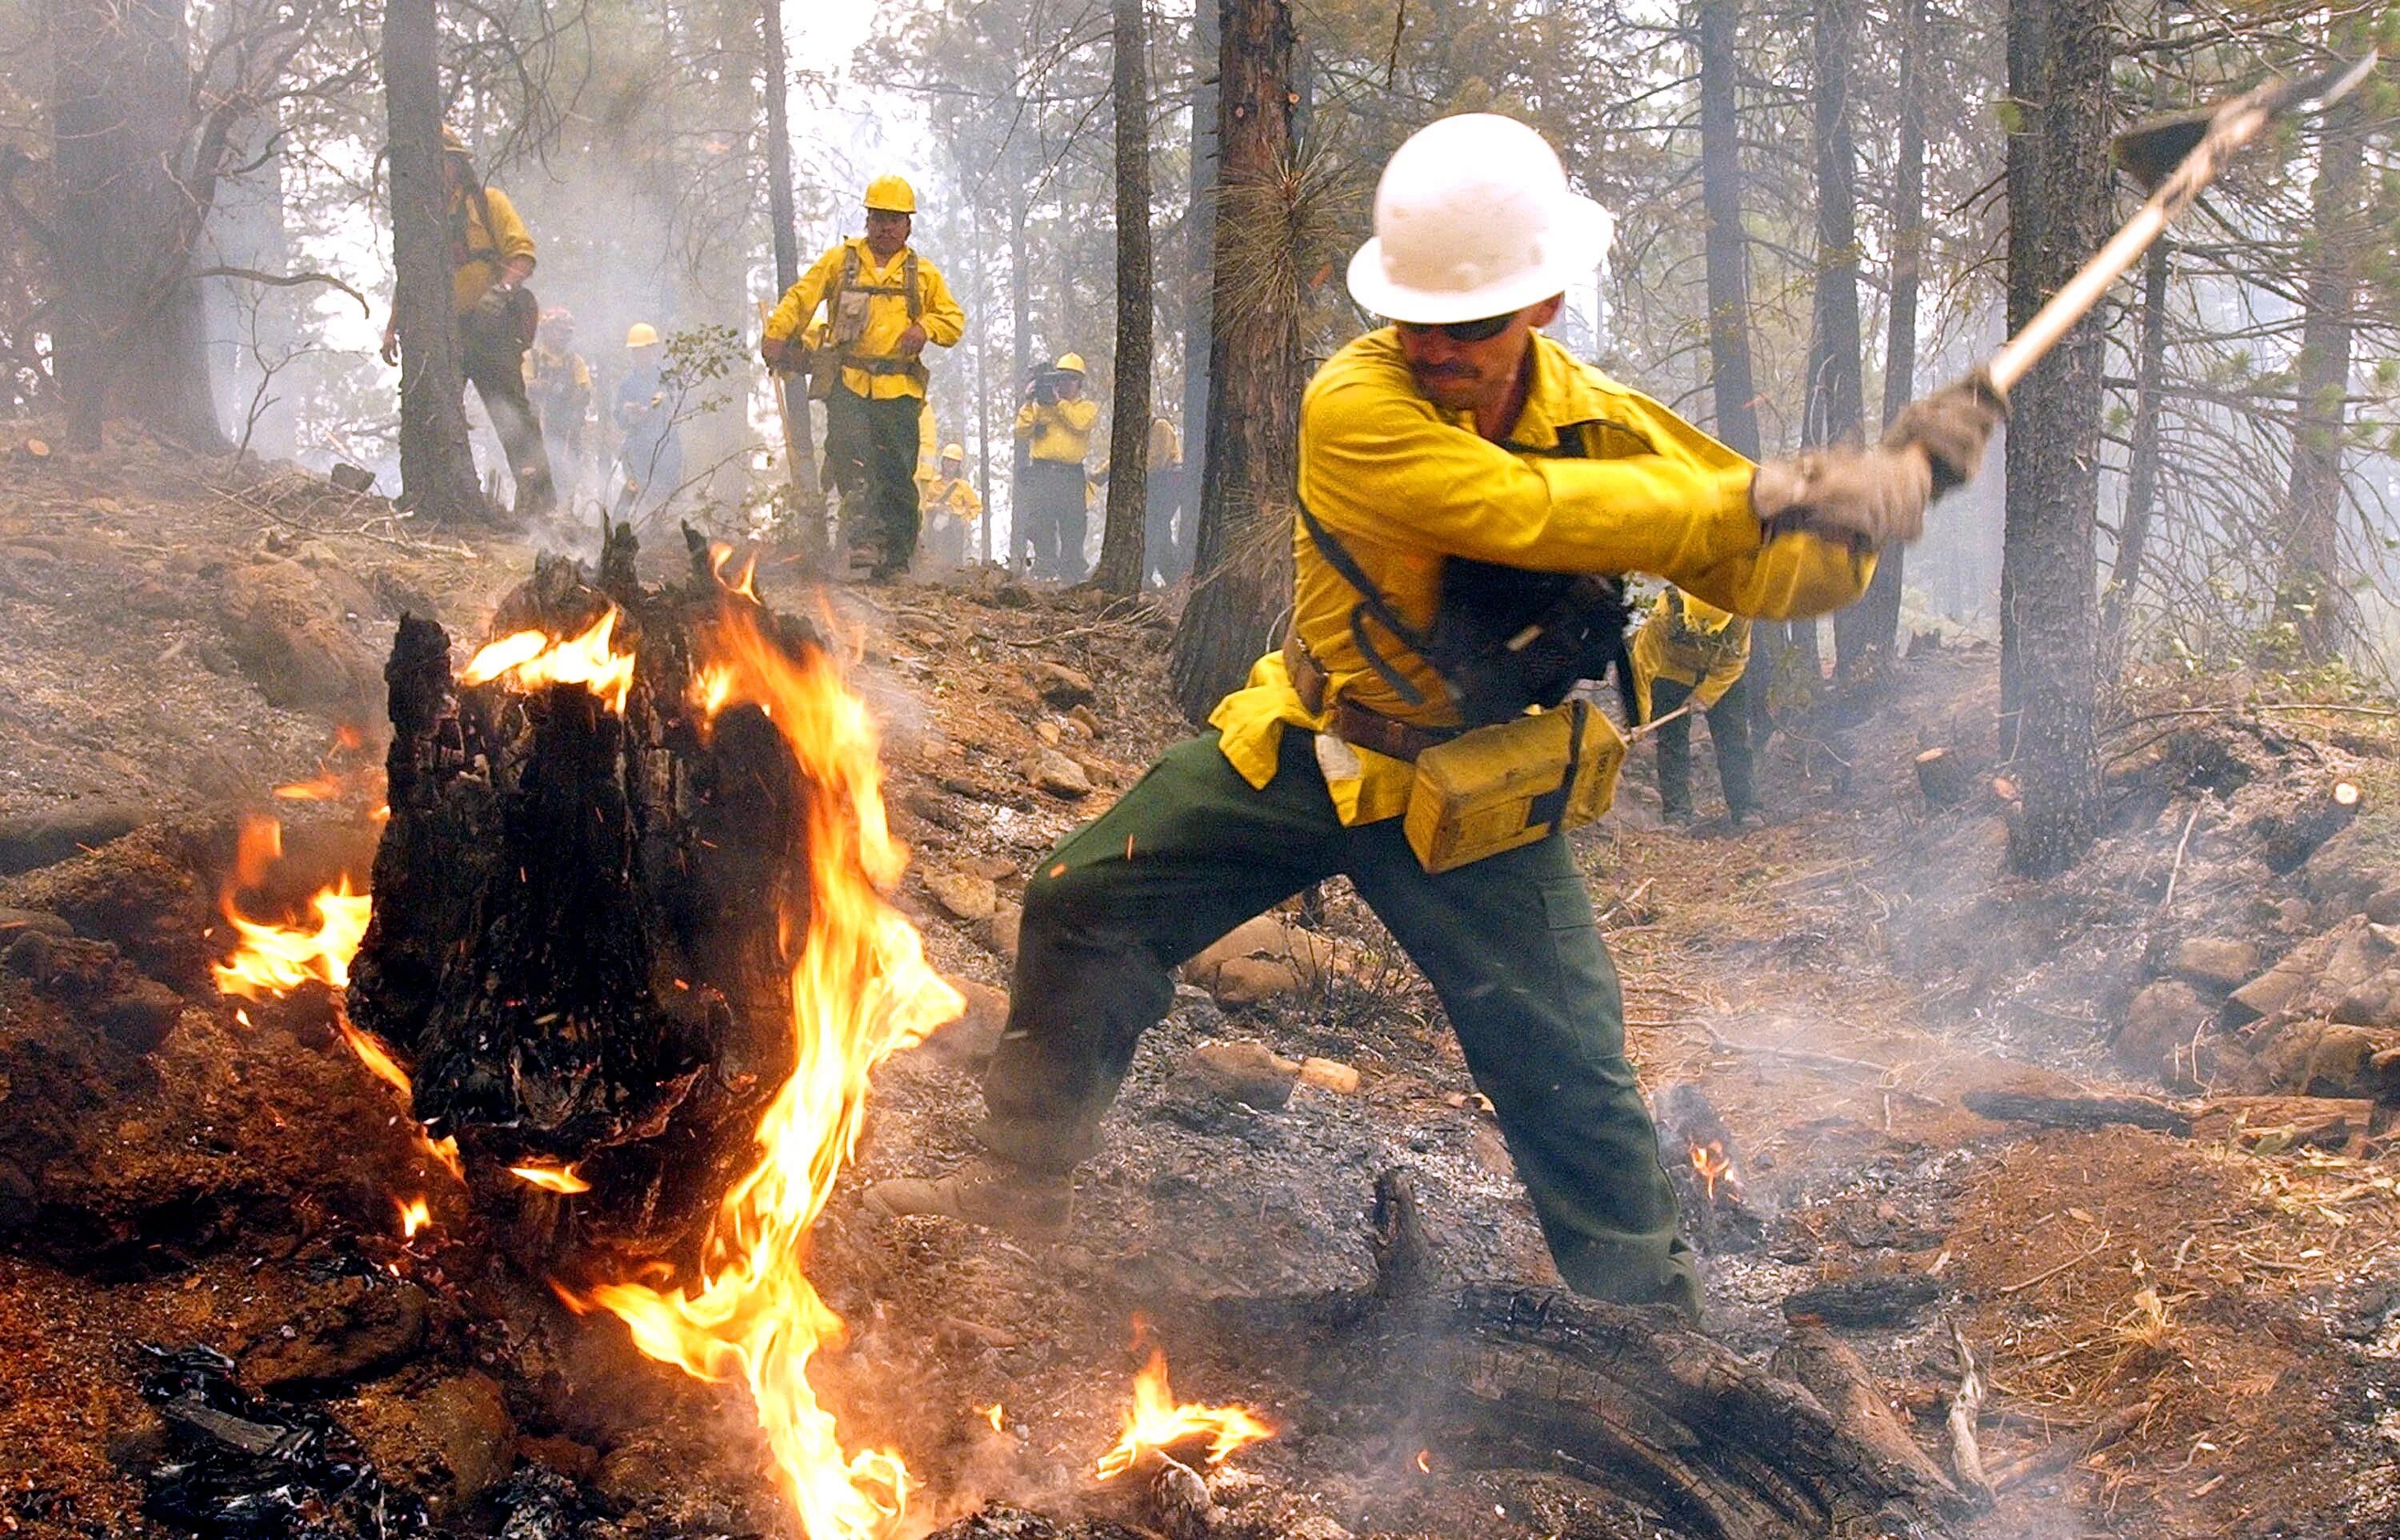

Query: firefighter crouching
left=1632, top=588, right=1758, bottom=828
left=760, top=174, right=966, bottom=582
left=865, top=113, right=2005, bottom=1321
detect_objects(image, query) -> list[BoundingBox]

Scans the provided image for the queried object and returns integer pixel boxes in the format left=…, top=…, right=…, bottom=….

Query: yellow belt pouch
left=1403, top=699, right=1624, bottom=874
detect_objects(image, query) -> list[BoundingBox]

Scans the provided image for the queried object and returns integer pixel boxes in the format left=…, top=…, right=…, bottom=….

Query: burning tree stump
left=347, top=526, right=813, bottom=1256
left=1299, top=1171, right=1967, bottom=1540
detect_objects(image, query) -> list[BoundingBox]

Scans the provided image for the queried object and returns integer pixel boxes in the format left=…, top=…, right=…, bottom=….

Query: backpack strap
left=1294, top=499, right=1435, bottom=707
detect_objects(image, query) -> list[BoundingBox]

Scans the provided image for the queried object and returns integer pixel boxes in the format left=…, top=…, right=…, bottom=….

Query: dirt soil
left=0, top=431, right=2395, bottom=1540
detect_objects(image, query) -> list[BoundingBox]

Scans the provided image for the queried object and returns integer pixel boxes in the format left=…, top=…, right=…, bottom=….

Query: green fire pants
left=824, top=389, right=922, bottom=577
left=978, top=728, right=1702, bottom=1318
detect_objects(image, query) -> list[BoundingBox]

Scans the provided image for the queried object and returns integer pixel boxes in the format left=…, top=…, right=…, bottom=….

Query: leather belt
left=1282, top=630, right=1457, bottom=763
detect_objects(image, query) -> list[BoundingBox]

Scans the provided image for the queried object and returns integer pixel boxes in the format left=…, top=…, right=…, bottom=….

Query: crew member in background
left=1632, top=587, right=1758, bottom=828
left=761, top=175, right=966, bottom=582
left=379, top=126, right=555, bottom=521
left=867, top=113, right=2004, bottom=1322
left=613, top=322, right=682, bottom=519
left=1014, top=354, right=1098, bottom=582
left=527, top=307, right=591, bottom=506
left=918, top=442, right=983, bottom=574
left=1144, top=414, right=1188, bottom=588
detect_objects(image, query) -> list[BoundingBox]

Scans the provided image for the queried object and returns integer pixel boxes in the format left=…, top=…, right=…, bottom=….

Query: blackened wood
left=1960, top=1088, right=2190, bottom=1136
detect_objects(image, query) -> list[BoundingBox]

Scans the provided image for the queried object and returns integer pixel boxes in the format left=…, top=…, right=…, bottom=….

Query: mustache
left=1410, top=362, right=1476, bottom=380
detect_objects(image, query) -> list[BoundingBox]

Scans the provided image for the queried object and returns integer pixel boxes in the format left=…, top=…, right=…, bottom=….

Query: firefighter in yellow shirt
left=868, top=114, right=2002, bottom=1321
left=1632, top=588, right=1757, bottom=826
left=526, top=307, right=592, bottom=503
left=760, top=175, right=967, bottom=581
left=1014, top=354, right=1098, bottom=581
left=918, top=442, right=982, bottom=572
left=1144, top=414, right=1187, bottom=587
left=379, top=126, right=555, bottom=520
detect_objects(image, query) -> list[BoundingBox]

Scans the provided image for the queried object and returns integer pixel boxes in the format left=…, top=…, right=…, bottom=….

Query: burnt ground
left=0, top=430, right=2396, bottom=1539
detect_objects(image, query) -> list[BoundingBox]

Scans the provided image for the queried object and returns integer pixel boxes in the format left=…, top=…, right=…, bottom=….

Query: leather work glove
left=1750, top=445, right=1934, bottom=549
left=1882, top=369, right=2009, bottom=495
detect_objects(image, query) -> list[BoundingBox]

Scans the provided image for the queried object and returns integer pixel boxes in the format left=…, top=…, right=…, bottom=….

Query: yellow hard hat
left=864, top=174, right=917, bottom=214
left=626, top=322, right=660, bottom=349
left=941, top=442, right=965, bottom=460
left=1052, top=352, right=1086, bottom=375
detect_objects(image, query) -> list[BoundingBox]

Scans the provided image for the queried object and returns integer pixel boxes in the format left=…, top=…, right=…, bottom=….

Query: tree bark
left=1008, top=170, right=1033, bottom=572
left=1094, top=0, right=1154, bottom=596
left=46, top=0, right=224, bottom=449
left=2276, top=97, right=2365, bottom=663
left=760, top=0, right=823, bottom=554
left=1791, top=0, right=1862, bottom=695
left=384, top=0, right=484, bottom=524
left=1168, top=0, right=1302, bottom=723
left=1695, top=0, right=1759, bottom=463
left=1842, top=0, right=1926, bottom=682
left=1999, top=0, right=2108, bottom=875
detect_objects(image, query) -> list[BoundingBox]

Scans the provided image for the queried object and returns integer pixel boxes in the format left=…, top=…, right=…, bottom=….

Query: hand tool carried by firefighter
left=1985, top=50, right=2377, bottom=400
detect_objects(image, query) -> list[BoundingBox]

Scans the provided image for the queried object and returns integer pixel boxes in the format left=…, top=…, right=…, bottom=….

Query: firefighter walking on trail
left=1632, top=588, right=1758, bottom=827
left=380, top=126, right=557, bottom=521
left=867, top=113, right=2005, bottom=1321
left=1014, top=354, right=1098, bottom=582
left=761, top=174, right=966, bottom=582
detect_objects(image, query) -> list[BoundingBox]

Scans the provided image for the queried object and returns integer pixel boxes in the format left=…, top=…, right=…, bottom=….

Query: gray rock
left=0, top=806, right=154, bottom=877
left=243, top=1276, right=429, bottom=1390
left=2115, top=980, right=2209, bottom=1080
left=414, top=1373, right=514, bottom=1514
left=925, top=868, right=998, bottom=923
left=1026, top=661, right=1096, bottom=709
left=1032, top=750, right=1092, bottom=799
left=1169, top=1040, right=1298, bottom=1112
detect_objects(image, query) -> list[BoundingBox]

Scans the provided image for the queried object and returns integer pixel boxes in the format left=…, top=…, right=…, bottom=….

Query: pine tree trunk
left=1696, top=0, right=1759, bottom=463
left=2277, top=97, right=2364, bottom=663
left=1843, top=0, right=1925, bottom=681
left=2100, top=237, right=2170, bottom=670
left=1094, top=0, right=1154, bottom=596
left=1180, top=0, right=1221, bottom=574
left=1168, top=0, right=1302, bottom=723
left=384, top=0, right=483, bottom=524
left=1008, top=180, right=1033, bottom=572
left=2000, top=0, right=2108, bottom=875
left=760, top=0, right=823, bottom=553
left=46, top=0, right=224, bottom=450
left=1792, top=0, right=1860, bottom=697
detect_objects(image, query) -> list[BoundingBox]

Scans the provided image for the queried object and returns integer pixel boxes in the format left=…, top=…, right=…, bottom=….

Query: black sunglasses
left=1393, top=312, right=1517, bottom=343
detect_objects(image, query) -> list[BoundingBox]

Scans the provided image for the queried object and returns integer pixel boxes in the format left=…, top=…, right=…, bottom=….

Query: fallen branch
left=1990, top=1398, right=2158, bottom=1491
left=1945, top=1320, right=1993, bottom=1504
left=1961, top=1088, right=2191, bottom=1136
left=1997, top=1232, right=2113, bottom=1296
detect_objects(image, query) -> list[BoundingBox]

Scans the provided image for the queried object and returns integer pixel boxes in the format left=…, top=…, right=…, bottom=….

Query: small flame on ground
left=510, top=1161, right=592, bottom=1194
left=462, top=609, right=637, bottom=714
left=580, top=601, right=962, bottom=1540
left=1094, top=1340, right=1274, bottom=1480
left=979, top=1404, right=1005, bottom=1433
left=398, top=1195, right=432, bottom=1240
left=709, top=541, right=762, bottom=602
left=212, top=818, right=374, bottom=1000
left=1690, top=1139, right=1734, bottom=1206
left=274, top=726, right=378, bottom=802
left=1415, top=1449, right=1431, bottom=1474
left=2335, top=781, right=2362, bottom=807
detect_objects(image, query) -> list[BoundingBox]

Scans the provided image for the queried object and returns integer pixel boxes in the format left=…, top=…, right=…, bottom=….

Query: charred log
left=1290, top=1171, right=1966, bottom=1540
left=347, top=526, right=817, bottom=1258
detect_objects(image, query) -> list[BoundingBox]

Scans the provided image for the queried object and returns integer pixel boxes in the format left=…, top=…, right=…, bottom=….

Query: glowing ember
left=510, top=1161, right=592, bottom=1195
left=398, top=1195, right=432, bottom=1239
left=1689, top=1139, right=1734, bottom=1205
left=1415, top=1449, right=1431, bottom=1474
left=980, top=1404, right=1005, bottom=1433
left=2334, top=781, right=2362, bottom=807
left=461, top=609, right=638, bottom=714
left=578, top=599, right=962, bottom=1539
left=1094, top=1340, right=1274, bottom=1481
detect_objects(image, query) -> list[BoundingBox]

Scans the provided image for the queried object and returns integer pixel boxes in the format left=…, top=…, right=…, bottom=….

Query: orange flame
left=693, top=662, right=737, bottom=725
left=979, top=1404, right=1005, bottom=1433
left=212, top=818, right=374, bottom=1000
left=398, top=1195, right=432, bottom=1240
left=461, top=609, right=637, bottom=714
left=1415, top=1448, right=1431, bottom=1474
left=710, top=541, right=761, bottom=602
left=510, top=1161, right=592, bottom=1194
left=274, top=726, right=378, bottom=802
left=582, top=602, right=962, bottom=1538
left=1094, top=1342, right=1274, bottom=1480
left=1690, top=1140, right=1733, bottom=1205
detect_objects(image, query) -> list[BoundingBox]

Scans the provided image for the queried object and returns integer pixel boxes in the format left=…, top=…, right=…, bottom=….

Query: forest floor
left=0, top=431, right=2396, bottom=1540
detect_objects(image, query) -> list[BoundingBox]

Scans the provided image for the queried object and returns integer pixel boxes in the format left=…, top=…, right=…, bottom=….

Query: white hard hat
left=1346, top=114, right=1614, bottom=325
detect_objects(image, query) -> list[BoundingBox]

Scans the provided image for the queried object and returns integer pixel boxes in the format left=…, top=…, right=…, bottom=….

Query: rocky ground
left=0, top=429, right=2395, bottom=1539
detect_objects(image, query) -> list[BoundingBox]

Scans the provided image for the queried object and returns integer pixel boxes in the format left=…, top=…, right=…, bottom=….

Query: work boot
left=862, top=1158, right=1072, bottom=1237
